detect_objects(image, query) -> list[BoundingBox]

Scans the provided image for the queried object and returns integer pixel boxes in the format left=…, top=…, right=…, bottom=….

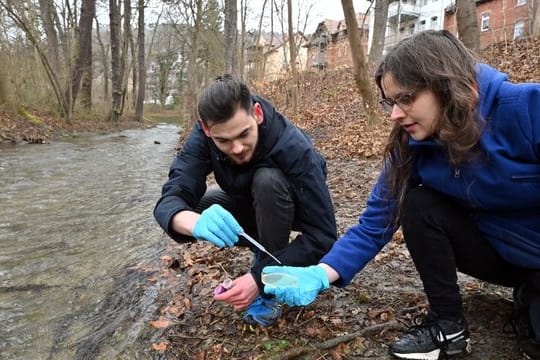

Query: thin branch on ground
left=267, top=320, right=405, bottom=360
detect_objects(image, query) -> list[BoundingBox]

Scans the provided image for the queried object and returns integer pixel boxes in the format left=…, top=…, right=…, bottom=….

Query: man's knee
left=195, top=184, right=233, bottom=213
left=252, top=168, right=291, bottom=199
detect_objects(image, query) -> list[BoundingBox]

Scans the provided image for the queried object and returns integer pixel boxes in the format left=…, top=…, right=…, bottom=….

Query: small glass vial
left=213, top=278, right=233, bottom=295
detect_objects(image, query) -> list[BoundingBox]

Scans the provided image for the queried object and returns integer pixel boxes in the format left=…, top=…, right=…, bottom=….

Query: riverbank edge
left=0, top=109, right=162, bottom=146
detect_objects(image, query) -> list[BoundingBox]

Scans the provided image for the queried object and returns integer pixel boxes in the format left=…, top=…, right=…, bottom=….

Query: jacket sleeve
left=250, top=133, right=338, bottom=290
left=524, top=84, right=540, bottom=159
left=318, top=169, right=398, bottom=287
left=153, top=126, right=212, bottom=242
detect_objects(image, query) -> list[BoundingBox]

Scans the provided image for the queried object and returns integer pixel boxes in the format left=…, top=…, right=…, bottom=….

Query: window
left=481, top=13, right=490, bottom=31
left=517, top=0, right=526, bottom=6
left=417, top=20, right=426, bottom=32
left=431, top=16, right=439, bottom=29
left=514, top=20, right=525, bottom=38
left=409, top=24, right=415, bottom=34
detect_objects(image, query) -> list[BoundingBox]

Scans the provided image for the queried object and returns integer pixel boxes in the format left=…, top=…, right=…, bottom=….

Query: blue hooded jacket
left=154, top=95, right=337, bottom=289
left=321, top=64, right=540, bottom=286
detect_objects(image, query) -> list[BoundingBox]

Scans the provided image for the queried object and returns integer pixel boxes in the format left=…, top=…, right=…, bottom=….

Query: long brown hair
left=375, top=30, right=483, bottom=223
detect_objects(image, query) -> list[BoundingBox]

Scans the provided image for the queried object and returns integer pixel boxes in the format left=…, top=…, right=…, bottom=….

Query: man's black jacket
left=153, top=95, right=337, bottom=291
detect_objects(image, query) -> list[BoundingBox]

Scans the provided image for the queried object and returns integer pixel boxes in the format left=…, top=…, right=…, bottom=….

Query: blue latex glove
left=192, top=204, right=243, bottom=248
left=262, top=265, right=329, bottom=306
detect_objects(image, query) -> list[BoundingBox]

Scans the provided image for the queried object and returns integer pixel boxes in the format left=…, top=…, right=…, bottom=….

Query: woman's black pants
left=401, top=186, right=531, bottom=320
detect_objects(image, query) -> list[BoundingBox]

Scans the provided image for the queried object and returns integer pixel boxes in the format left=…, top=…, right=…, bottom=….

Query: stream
left=0, top=124, right=180, bottom=359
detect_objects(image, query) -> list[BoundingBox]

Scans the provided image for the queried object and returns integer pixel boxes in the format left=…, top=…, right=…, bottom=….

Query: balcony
left=387, top=1, right=420, bottom=24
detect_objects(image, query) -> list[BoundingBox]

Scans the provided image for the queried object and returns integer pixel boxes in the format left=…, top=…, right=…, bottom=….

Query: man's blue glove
left=262, top=265, right=329, bottom=306
left=192, top=204, right=243, bottom=248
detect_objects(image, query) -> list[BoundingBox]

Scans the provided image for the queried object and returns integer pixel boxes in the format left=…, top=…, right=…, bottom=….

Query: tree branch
left=267, top=320, right=405, bottom=360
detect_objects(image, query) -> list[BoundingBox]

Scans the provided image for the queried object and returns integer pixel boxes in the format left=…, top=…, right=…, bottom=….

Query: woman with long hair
left=263, top=30, right=540, bottom=359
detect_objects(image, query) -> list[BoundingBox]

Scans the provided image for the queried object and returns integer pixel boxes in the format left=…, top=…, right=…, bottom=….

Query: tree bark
left=456, top=0, right=480, bottom=52
left=341, top=0, right=380, bottom=125
left=121, top=0, right=132, bottom=113
left=224, top=0, right=237, bottom=75
left=38, top=0, right=60, bottom=73
left=239, top=0, right=247, bottom=80
left=80, top=0, right=95, bottom=110
left=135, top=0, right=145, bottom=122
left=287, top=0, right=297, bottom=114
left=369, top=0, right=389, bottom=66
left=533, top=0, right=540, bottom=36
left=185, top=0, right=203, bottom=129
left=67, top=0, right=95, bottom=111
left=110, top=0, right=122, bottom=122
left=95, top=16, right=109, bottom=107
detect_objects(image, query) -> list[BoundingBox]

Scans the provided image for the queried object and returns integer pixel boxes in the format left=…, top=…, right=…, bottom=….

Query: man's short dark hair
left=197, top=74, right=253, bottom=125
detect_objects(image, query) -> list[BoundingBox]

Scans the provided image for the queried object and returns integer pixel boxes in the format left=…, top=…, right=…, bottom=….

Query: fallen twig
left=267, top=320, right=405, bottom=360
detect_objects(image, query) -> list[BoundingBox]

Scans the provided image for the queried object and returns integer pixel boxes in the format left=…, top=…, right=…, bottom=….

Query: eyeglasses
left=379, top=91, right=418, bottom=113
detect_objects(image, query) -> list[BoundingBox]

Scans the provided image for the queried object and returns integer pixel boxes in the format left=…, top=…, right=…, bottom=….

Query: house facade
left=244, top=31, right=308, bottom=81
left=380, top=0, right=537, bottom=53
left=378, top=0, right=454, bottom=53
left=305, top=14, right=370, bottom=71
left=444, top=0, right=537, bottom=48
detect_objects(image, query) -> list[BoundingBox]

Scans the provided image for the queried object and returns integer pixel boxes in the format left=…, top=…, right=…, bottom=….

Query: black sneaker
left=513, top=282, right=540, bottom=360
left=389, top=313, right=471, bottom=360
left=520, top=338, right=540, bottom=360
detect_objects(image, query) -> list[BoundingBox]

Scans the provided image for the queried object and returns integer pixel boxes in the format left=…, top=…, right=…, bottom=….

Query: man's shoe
left=389, top=313, right=471, bottom=360
left=243, top=295, right=282, bottom=328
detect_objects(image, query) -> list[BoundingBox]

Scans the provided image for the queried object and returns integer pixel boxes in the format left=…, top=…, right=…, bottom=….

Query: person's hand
left=213, top=273, right=259, bottom=310
left=192, top=204, right=243, bottom=247
left=262, top=265, right=329, bottom=306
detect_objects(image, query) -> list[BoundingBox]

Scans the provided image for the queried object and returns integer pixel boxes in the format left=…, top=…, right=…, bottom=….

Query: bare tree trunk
left=110, top=0, right=122, bottom=122
left=341, top=0, right=379, bottom=125
left=239, top=0, right=247, bottom=80
left=67, top=0, right=95, bottom=111
left=184, top=0, right=203, bottom=131
left=135, top=0, right=145, bottom=122
left=456, top=0, right=480, bottom=52
left=533, top=0, right=540, bottom=36
left=38, top=0, right=60, bottom=73
left=369, top=0, right=389, bottom=66
left=224, top=0, right=237, bottom=75
left=120, top=0, right=132, bottom=113
left=251, top=0, right=268, bottom=82
left=131, top=34, right=137, bottom=109
left=287, top=0, right=297, bottom=114
left=95, top=16, right=109, bottom=108
left=80, top=49, right=93, bottom=110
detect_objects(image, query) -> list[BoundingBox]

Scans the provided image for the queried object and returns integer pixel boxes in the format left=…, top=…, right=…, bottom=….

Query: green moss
left=17, top=108, right=42, bottom=126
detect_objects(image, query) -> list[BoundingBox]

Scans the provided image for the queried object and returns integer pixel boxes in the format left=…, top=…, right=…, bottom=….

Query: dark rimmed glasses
left=379, top=91, right=418, bottom=113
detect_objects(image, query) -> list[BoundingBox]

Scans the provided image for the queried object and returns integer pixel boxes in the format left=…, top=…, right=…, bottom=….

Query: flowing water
left=0, top=124, right=181, bottom=359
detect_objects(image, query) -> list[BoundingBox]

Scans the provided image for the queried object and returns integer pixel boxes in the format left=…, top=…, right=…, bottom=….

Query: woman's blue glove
left=192, top=204, right=243, bottom=248
left=262, top=265, right=329, bottom=306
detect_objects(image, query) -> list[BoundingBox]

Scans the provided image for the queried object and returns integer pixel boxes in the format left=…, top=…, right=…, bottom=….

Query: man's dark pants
left=196, top=167, right=295, bottom=257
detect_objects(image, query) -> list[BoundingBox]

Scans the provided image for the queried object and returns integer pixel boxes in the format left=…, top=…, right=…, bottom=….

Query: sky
left=97, top=0, right=371, bottom=34
left=244, top=0, right=371, bottom=33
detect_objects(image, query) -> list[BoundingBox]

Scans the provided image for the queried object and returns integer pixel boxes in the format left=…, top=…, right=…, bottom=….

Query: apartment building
left=445, top=0, right=537, bottom=48
left=375, top=0, right=537, bottom=53
left=375, top=0, right=453, bottom=52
